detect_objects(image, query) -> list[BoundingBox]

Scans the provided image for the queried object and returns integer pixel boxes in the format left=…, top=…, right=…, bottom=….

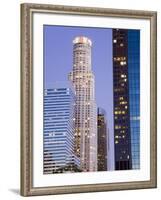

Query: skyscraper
left=69, top=36, right=97, bottom=172
left=43, top=83, right=80, bottom=174
left=113, top=29, right=132, bottom=170
left=97, top=108, right=108, bottom=171
left=128, top=30, right=140, bottom=169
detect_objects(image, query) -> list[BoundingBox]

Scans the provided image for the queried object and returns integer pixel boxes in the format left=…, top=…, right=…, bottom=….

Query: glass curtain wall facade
left=128, top=30, right=140, bottom=169
left=113, top=29, right=140, bottom=170
left=97, top=108, right=108, bottom=171
left=69, top=36, right=97, bottom=172
left=43, top=84, right=80, bottom=174
left=113, top=29, right=132, bottom=170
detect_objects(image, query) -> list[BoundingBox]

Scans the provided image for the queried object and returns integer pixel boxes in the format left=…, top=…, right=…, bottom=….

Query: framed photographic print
left=20, top=3, right=157, bottom=196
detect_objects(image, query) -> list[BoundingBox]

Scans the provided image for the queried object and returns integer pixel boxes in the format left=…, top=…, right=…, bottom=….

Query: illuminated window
left=120, top=130, right=125, bottom=133
left=120, top=43, right=124, bottom=47
left=120, top=101, right=127, bottom=105
left=115, top=110, right=123, bottom=115
left=115, top=140, right=119, bottom=144
left=120, top=61, right=127, bottom=66
left=121, top=74, right=126, bottom=78
left=113, top=39, right=117, bottom=43
left=120, top=61, right=124, bottom=66
left=115, top=125, right=121, bottom=129
left=119, top=97, right=124, bottom=100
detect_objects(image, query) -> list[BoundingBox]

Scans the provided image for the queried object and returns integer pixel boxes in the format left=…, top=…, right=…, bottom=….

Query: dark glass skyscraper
left=97, top=108, right=108, bottom=171
left=113, top=29, right=140, bottom=170
left=113, top=29, right=132, bottom=170
left=128, top=30, right=140, bottom=169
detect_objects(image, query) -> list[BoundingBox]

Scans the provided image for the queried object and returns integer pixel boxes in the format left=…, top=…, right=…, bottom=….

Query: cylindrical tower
left=68, top=36, right=97, bottom=172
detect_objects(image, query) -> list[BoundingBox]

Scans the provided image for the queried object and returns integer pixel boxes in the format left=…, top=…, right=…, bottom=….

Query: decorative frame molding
left=20, top=3, right=157, bottom=196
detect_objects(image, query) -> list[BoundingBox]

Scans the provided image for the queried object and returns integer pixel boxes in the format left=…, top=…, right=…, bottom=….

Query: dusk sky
left=44, top=25, right=114, bottom=168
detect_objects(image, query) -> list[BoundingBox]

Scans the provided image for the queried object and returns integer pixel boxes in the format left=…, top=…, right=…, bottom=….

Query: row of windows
left=44, top=102, right=71, bottom=106
left=45, top=88, right=68, bottom=92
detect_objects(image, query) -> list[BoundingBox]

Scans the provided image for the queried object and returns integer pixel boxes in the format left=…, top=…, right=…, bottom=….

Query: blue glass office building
left=128, top=30, right=140, bottom=169
left=43, top=83, right=80, bottom=174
